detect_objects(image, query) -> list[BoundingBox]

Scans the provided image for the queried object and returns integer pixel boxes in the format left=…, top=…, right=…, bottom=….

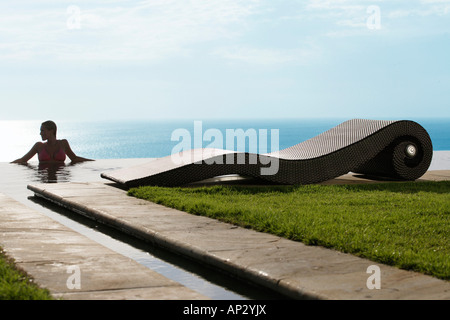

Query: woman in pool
left=11, top=120, right=94, bottom=164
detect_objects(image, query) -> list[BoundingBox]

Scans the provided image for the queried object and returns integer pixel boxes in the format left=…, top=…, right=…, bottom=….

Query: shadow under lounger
left=100, top=119, right=433, bottom=188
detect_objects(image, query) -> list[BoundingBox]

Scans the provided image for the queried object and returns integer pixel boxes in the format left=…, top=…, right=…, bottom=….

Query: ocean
left=1, top=118, right=449, bottom=163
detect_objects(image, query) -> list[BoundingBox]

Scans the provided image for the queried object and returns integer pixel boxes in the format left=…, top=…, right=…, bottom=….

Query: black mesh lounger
left=101, top=119, right=433, bottom=188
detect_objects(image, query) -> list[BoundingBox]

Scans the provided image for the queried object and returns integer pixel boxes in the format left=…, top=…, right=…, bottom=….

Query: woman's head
left=40, top=120, right=57, bottom=141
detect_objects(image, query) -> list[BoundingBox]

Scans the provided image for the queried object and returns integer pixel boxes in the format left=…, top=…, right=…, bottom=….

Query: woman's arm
left=62, top=139, right=94, bottom=163
left=10, top=143, right=40, bottom=164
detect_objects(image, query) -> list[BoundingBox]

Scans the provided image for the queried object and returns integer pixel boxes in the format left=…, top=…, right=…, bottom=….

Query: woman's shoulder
left=30, top=142, right=45, bottom=154
left=59, top=139, right=69, bottom=145
left=58, top=139, right=71, bottom=150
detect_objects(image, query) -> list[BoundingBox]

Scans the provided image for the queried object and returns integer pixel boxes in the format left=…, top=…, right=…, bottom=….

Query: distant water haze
left=2, top=118, right=449, bottom=165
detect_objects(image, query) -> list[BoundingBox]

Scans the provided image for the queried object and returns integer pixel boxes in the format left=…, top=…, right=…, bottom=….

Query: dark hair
left=41, top=120, right=57, bottom=136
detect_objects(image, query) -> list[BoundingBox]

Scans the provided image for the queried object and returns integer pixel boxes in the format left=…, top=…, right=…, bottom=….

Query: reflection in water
left=37, top=162, right=71, bottom=183
left=17, top=162, right=72, bottom=183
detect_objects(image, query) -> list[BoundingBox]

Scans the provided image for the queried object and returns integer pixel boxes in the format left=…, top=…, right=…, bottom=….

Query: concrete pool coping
left=18, top=170, right=450, bottom=300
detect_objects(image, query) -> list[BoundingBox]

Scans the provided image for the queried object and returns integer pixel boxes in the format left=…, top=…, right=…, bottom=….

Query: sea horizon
left=2, top=117, right=449, bottom=163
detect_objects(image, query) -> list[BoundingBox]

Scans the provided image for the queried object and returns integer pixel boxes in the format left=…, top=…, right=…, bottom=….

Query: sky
left=1, top=0, right=449, bottom=121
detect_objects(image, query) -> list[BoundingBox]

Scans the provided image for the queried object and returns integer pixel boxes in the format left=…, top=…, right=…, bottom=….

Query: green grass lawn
left=129, top=181, right=450, bottom=280
left=0, top=247, right=53, bottom=300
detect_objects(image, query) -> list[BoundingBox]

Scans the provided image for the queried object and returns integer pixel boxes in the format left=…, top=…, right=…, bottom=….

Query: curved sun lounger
left=101, top=119, right=433, bottom=188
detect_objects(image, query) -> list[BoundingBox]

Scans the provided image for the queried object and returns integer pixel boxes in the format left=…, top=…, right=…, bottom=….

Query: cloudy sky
left=1, top=0, right=449, bottom=121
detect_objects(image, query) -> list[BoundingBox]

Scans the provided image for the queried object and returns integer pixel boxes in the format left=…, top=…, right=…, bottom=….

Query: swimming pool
left=0, top=159, right=285, bottom=300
